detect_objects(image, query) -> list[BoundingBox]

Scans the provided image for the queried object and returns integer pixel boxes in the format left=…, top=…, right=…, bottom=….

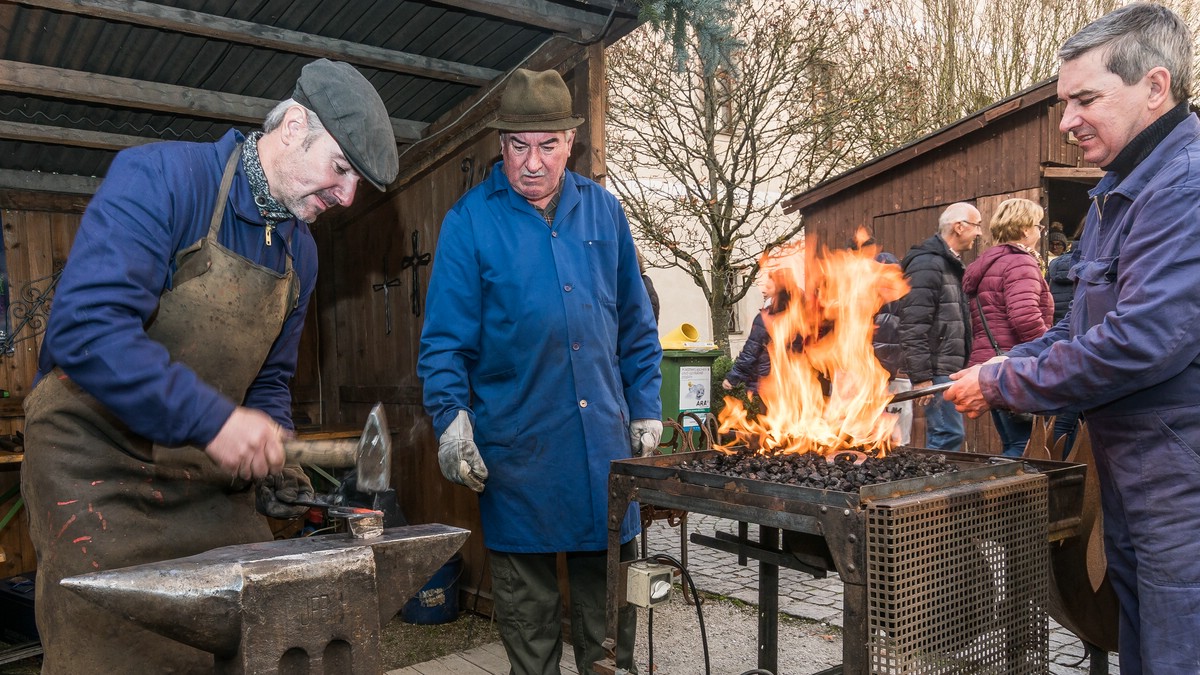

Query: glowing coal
left=679, top=448, right=958, bottom=492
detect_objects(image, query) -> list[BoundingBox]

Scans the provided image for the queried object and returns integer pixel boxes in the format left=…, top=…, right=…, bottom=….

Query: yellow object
left=660, top=323, right=700, bottom=349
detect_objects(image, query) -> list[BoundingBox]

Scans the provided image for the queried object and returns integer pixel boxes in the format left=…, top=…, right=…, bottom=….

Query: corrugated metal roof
left=0, top=0, right=639, bottom=187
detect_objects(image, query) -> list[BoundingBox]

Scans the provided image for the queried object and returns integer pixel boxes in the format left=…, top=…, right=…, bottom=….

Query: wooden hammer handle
left=283, top=439, right=357, bottom=468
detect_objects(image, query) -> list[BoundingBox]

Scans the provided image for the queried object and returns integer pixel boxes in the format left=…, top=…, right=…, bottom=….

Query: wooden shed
left=0, top=0, right=644, bottom=616
left=782, top=78, right=1101, bottom=456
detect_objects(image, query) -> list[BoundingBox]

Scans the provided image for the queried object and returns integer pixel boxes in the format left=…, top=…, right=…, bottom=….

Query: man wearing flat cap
left=21, top=58, right=397, bottom=673
left=420, top=68, right=662, bottom=674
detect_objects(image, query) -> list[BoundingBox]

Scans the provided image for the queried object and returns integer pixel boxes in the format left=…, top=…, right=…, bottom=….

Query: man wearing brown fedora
left=420, top=68, right=662, bottom=674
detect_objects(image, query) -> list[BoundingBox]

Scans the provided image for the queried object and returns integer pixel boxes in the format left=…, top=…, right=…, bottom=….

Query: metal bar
left=692, top=531, right=828, bottom=578
left=758, top=525, right=779, bottom=675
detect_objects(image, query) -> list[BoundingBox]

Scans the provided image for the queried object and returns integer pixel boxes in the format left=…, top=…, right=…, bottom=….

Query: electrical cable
left=644, top=552, right=711, bottom=675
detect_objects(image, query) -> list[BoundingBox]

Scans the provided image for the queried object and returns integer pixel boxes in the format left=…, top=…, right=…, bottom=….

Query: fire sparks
left=718, top=231, right=909, bottom=456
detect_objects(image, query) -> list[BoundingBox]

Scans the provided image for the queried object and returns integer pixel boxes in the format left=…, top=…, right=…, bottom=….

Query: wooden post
left=572, top=42, right=608, bottom=186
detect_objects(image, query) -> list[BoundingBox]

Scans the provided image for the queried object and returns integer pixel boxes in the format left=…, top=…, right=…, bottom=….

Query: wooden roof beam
left=435, top=0, right=612, bottom=36
left=0, top=119, right=157, bottom=151
left=0, top=60, right=427, bottom=142
left=0, top=168, right=100, bottom=195
left=11, top=0, right=500, bottom=87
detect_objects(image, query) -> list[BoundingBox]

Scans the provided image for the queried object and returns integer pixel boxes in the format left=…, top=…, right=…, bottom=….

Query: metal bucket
left=401, top=553, right=462, bottom=625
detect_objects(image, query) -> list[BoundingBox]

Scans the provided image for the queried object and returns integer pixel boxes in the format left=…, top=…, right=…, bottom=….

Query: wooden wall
left=0, top=195, right=83, bottom=577
left=799, top=89, right=1094, bottom=456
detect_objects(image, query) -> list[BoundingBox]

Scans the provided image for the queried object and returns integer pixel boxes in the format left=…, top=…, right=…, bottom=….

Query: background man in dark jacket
left=898, top=202, right=981, bottom=450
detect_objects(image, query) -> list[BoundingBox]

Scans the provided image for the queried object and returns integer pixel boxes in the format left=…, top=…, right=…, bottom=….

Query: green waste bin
left=658, top=347, right=722, bottom=452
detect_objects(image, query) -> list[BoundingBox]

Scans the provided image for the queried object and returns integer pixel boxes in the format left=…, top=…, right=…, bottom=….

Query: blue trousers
left=990, top=409, right=1032, bottom=457
left=923, top=375, right=965, bottom=450
left=1087, top=407, right=1200, bottom=674
left=1052, top=411, right=1081, bottom=459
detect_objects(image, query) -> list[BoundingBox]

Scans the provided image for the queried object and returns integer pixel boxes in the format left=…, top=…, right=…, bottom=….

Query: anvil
left=61, top=524, right=470, bottom=674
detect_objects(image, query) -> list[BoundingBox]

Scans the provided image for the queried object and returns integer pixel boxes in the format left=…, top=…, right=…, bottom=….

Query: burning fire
left=718, top=230, right=909, bottom=457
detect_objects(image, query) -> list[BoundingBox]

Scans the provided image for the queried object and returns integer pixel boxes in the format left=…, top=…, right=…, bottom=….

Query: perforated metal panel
left=865, top=472, right=1049, bottom=674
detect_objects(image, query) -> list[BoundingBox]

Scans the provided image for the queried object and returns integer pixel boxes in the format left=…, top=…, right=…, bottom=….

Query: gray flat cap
left=293, top=59, right=399, bottom=191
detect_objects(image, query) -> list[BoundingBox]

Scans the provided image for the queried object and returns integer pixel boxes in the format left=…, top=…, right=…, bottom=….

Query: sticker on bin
left=678, top=366, right=711, bottom=409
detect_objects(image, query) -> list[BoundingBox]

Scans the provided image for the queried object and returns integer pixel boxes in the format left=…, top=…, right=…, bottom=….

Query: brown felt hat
left=293, top=59, right=399, bottom=191
left=487, top=69, right=584, bottom=132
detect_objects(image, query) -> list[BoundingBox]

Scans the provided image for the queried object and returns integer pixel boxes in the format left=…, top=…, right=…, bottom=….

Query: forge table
left=599, top=450, right=1086, bottom=675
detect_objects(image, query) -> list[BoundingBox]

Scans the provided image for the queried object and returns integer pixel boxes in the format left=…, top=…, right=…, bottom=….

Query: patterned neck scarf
left=242, top=132, right=294, bottom=225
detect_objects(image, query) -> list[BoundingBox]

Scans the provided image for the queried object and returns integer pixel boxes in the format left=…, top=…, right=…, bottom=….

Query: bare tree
left=608, top=0, right=891, bottom=353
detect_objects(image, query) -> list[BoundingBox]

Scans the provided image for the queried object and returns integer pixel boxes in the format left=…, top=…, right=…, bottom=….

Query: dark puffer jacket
left=726, top=311, right=771, bottom=393
left=899, top=234, right=970, bottom=382
left=873, top=251, right=904, bottom=378
left=962, top=243, right=1054, bottom=367
left=1046, top=247, right=1077, bottom=324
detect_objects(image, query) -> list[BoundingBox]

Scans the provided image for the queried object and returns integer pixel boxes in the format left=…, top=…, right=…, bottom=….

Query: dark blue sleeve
left=612, top=200, right=663, bottom=420
left=727, top=313, right=768, bottom=389
left=418, top=203, right=482, bottom=437
left=39, top=145, right=299, bottom=446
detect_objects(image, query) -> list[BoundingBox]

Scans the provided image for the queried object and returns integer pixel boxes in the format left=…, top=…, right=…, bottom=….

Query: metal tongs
left=888, top=380, right=953, bottom=404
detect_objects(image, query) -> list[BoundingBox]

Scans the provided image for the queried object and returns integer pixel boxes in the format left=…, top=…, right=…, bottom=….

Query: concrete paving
left=643, top=512, right=1120, bottom=674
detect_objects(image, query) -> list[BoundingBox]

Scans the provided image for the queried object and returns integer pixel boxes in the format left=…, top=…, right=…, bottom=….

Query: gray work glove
left=630, top=418, right=664, bottom=457
left=439, top=410, right=488, bottom=492
left=255, top=464, right=315, bottom=519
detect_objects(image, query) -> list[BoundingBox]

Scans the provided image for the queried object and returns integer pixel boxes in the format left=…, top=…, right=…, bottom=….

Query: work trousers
left=491, top=539, right=638, bottom=675
left=1088, top=408, right=1200, bottom=674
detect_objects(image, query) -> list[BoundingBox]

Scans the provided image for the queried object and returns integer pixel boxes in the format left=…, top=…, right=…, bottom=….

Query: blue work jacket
left=418, top=163, right=662, bottom=553
left=37, top=129, right=317, bottom=446
left=981, top=113, right=1200, bottom=416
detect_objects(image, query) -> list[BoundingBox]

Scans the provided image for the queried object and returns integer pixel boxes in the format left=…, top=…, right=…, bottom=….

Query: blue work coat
left=37, top=129, right=317, bottom=446
left=418, top=163, right=662, bottom=553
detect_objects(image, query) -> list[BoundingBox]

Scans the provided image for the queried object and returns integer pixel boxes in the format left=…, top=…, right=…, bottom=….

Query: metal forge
left=602, top=449, right=1085, bottom=675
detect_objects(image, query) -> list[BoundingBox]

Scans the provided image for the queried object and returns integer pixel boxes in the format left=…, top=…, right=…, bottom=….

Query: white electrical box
left=626, top=562, right=673, bottom=608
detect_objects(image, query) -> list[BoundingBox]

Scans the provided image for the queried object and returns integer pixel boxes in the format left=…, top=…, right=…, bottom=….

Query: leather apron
left=21, top=146, right=299, bottom=674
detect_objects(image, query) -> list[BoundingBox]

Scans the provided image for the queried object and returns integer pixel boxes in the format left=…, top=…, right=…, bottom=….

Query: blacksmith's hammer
left=284, top=402, right=391, bottom=493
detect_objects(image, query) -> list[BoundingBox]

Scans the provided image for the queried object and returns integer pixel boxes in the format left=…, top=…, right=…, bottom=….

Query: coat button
left=552, top=231, right=558, bottom=238
left=579, top=399, right=588, bottom=408
left=564, top=284, right=573, bottom=292
left=572, top=342, right=581, bottom=350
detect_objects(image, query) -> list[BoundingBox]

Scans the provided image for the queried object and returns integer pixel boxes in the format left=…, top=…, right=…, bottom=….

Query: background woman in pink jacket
left=962, top=198, right=1054, bottom=456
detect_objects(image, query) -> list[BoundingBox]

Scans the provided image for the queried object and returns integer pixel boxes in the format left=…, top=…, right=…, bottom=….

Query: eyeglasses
left=960, top=220, right=983, bottom=229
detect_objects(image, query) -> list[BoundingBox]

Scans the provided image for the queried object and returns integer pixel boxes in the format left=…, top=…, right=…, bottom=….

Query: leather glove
left=630, top=418, right=664, bottom=457
left=255, top=464, right=315, bottom=519
left=438, top=410, right=488, bottom=492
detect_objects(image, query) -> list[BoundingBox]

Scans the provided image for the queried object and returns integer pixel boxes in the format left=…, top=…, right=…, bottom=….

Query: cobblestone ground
left=643, top=512, right=1120, bottom=674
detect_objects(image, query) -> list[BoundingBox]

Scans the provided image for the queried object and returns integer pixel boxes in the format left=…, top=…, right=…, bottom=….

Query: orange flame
left=718, top=230, right=909, bottom=456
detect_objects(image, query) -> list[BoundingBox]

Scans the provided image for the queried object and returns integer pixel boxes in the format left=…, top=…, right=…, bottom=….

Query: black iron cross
left=371, top=256, right=402, bottom=335
left=399, top=230, right=432, bottom=317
